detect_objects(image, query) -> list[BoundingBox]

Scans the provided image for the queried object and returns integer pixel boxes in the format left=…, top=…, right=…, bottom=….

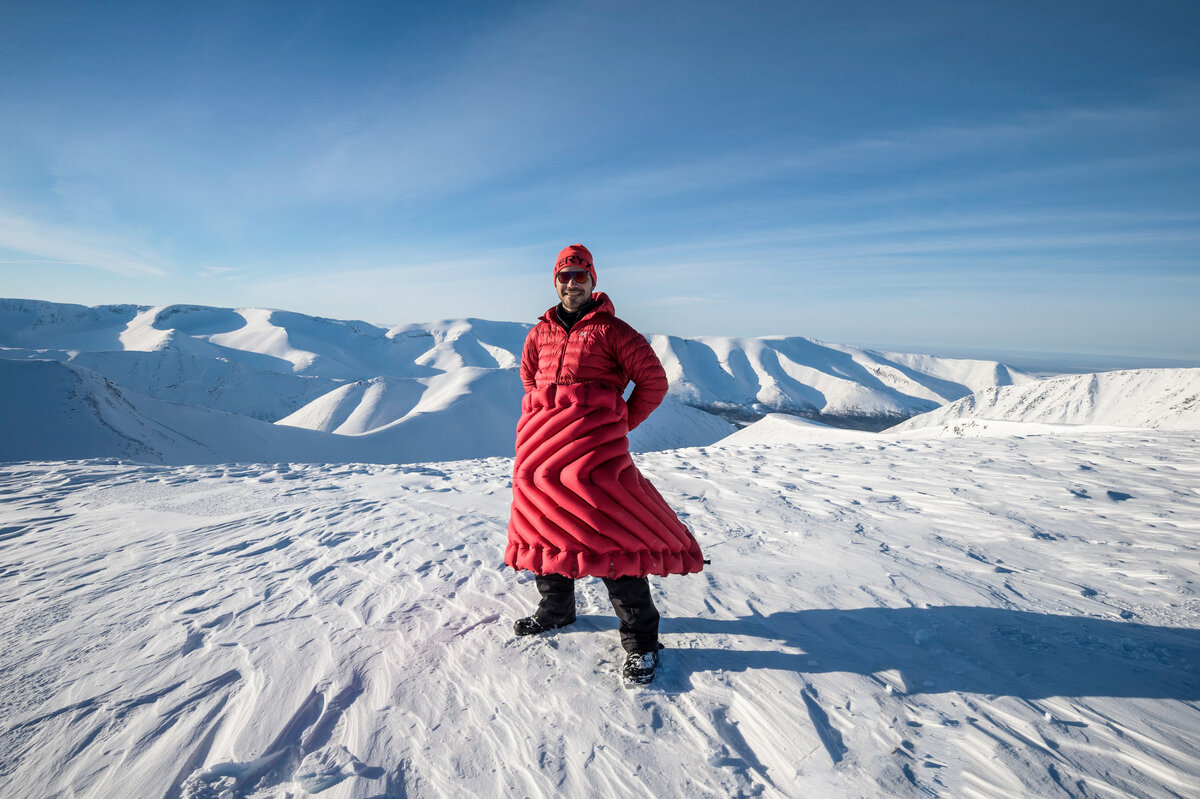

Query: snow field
left=1, top=430, right=1199, bottom=798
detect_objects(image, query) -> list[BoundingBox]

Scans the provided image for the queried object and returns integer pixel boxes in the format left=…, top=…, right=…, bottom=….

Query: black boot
left=513, top=614, right=574, bottom=636
left=622, top=647, right=662, bottom=686
left=514, top=574, right=577, bottom=636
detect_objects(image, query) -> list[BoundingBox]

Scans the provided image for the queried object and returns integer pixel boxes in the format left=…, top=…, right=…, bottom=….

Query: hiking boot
left=622, top=649, right=660, bottom=686
left=513, top=614, right=575, bottom=637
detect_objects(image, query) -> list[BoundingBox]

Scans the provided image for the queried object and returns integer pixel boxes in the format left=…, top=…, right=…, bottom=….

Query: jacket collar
left=540, top=291, right=614, bottom=327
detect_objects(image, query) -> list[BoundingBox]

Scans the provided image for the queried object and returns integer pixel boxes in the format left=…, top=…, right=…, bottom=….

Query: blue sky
left=2, top=1, right=1198, bottom=361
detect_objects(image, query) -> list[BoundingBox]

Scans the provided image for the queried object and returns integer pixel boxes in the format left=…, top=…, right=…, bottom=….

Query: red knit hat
left=554, top=244, right=596, bottom=285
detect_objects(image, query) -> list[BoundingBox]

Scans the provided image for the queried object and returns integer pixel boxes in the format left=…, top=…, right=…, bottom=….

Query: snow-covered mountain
left=0, top=300, right=530, bottom=421
left=652, top=334, right=1034, bottom=428
left=891, top=368, right=1200, bottom=433
left=714, top=367, right=1200, bottom=448
left=715, top=412, right=888, bottom=446
left=0, top=359, right=347, bottom=464
left=0, top=356, right=729, bottom=465
left=1, top=298, right=1034, bottom=463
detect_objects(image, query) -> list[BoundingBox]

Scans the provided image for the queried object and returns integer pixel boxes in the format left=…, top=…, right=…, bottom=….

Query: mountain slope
left=714, top=413, right=881, bottom=446
left=2, top=298, right=1038, bottom=463
left=651, top=334, right=1034, bottom=427
left=0, top=359, right=530, bottom=465
left=0, top=359, right=345, bottom=464
left=0, top=359, right=731, bottom=465
left=892, top=368, right=1200, bottom=432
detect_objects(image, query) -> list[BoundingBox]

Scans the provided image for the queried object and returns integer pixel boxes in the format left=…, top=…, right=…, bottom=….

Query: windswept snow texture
left=893, top=368, right=1200, bottom=432
left=2, top=430, right=1199, bottom=798
left=1, top=299, right=1032, bottom=464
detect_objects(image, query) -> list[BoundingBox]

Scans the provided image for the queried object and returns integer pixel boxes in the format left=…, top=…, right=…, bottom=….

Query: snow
left=2, top=430, right=1198, bottom=797
left=891, top=368, right=1200, bottom=432
left=715, top=367, right=1200, bottom=450
left=4, top=296, right=1200, bottom=796
left=1, top=299, right=1034, bottom=465
left=628, top=396, right=737, bottom=452
left=715, top=413, right=878, bottom=446
left=277, top=373, right=488, bottom=436
left=0, top=358, right=732, bottom=467
left=0, top=359, right=341, bottom=465
left=651, top=334, right=1036, bottom=423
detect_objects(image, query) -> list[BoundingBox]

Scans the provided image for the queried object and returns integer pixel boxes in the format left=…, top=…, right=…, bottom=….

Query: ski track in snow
left=1, top=432, right=1199, bottom=798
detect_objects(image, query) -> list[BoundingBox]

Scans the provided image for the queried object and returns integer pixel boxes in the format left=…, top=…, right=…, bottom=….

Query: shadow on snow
left=579, top=605, right=1200, bottom=698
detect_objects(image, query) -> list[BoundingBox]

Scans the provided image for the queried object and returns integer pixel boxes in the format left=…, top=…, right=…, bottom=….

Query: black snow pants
left=534, top=573, right=660, bottom=654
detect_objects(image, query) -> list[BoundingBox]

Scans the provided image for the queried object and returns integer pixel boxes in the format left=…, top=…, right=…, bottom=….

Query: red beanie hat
left=554, top=244, right=596, bottom=284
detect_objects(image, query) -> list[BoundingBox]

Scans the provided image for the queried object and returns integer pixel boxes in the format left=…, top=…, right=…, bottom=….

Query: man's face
left=556, top=269, right=594, bottom=312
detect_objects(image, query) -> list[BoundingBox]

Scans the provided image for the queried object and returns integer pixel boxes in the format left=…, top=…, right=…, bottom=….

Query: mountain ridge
left=3, top=297, right=1041, bottom=463
left=891, top=367, right=1200, bottom=432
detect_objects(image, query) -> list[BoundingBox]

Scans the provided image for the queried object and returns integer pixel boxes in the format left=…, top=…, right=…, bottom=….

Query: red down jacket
left=506, top=292, right=705, bottom=579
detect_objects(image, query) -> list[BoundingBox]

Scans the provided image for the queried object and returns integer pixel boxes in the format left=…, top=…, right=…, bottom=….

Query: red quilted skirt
left=506, top=383, right=705, bottom=578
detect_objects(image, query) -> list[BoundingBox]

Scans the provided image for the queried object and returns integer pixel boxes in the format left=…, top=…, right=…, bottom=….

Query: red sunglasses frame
left=555, top=269, right=591, bottom=284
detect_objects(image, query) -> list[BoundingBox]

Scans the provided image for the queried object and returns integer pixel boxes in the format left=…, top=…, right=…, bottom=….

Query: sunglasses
left=556, top=269, right=591, bottom=284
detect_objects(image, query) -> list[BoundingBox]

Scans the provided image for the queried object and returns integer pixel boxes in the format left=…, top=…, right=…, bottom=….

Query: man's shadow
left=577, top=606, right=1200, bottom=698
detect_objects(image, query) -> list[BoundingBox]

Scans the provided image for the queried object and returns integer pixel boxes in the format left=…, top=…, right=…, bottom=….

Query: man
left=506, top=243, right=705, bottom=686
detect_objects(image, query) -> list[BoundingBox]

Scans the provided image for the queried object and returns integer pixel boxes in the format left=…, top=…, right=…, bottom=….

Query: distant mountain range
left=715, top=368, right=1200, bottom=449
left=652, top=333, right=1034, bottom=428
left=890, top=368, right=1200, bottom=432
left=1, top=298, right=1041, bottom=464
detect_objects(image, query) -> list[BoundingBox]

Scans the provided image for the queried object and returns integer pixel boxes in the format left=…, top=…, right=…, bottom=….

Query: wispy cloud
left=619, top=208, right=1200, bottom=253
left=234, top=7, right=630, bottom=209
left=578, top=96, right=1200, bottom=206
left=196, top=265, right=241, bottom=279
left=0, top=210, right=168, bottom=278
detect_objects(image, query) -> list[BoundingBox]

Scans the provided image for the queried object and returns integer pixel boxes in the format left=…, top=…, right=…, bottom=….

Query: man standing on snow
left=506, top=243, right=705, bottom=686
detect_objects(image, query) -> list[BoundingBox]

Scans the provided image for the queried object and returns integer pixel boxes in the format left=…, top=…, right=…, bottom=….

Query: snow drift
left=715, top=413, right=881, bottom=446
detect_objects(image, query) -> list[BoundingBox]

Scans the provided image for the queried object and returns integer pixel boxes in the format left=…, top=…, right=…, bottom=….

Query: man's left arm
left=612, top=326, right=668, bottom=431
left=519, top=329, right=540, bottom=393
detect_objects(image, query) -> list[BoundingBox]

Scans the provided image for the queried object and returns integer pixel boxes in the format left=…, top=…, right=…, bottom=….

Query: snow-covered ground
left=4, top=297, right=1199, bottom=797
left=2, top=428, right=1198, bottom=798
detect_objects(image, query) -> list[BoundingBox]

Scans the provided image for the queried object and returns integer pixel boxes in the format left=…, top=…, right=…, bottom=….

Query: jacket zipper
left=554, top=313, right=593, bottom=383
left=555, top=325, right=573, bottom=382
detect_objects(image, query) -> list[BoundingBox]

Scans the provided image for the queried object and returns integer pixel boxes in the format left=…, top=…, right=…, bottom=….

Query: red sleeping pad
left=506, top=295, right=705, bottom=579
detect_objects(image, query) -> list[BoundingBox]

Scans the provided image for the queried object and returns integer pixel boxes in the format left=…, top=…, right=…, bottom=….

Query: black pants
left=534, top=573, right=660, bottom=654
